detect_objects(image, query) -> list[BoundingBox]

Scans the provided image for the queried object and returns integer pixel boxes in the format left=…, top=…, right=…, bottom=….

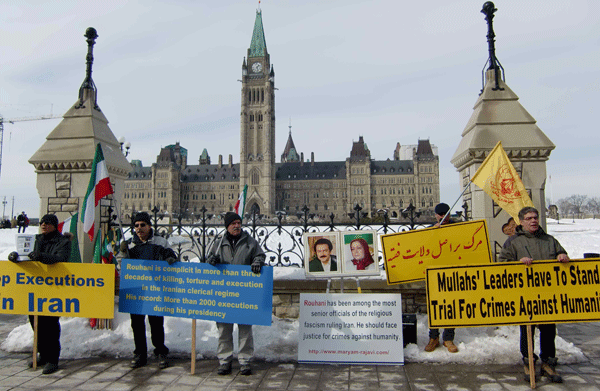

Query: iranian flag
left=81, top=143, right=114, bottom=241
left=57, top=213, right=77, bottom=235
left=57, top=213, right=82, bottom=263
left=234, top=184, right=248, bottom=217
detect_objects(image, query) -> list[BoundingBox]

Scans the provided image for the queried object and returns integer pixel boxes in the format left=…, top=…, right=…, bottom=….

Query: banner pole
left=191, top=319, right=196, bottom=375
left=527, top=325, right=536, bottom=389
left=32, top=315, right=38, bottom=369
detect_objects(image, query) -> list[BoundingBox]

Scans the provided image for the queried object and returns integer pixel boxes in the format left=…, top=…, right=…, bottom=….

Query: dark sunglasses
left=134, top=223, right=147, bottom=228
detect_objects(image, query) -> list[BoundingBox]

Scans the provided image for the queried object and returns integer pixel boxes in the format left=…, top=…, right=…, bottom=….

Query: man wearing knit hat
left=207, top=211, right=265, bottom=376
left=8, top=213, right=71, bottom=374
left=424, top=203, right=459, bottom=353
left=121, top=211, right=177, bottom=369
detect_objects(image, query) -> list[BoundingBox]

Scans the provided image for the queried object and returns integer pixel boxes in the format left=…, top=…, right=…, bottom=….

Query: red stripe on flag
left=94, top=177, right=114, bottom=206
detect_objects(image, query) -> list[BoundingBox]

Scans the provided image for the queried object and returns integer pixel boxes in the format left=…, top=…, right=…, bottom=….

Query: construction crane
left=0, top=113, right=62, bottom=179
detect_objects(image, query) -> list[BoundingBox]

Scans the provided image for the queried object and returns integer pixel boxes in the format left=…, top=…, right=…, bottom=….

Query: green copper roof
left=200, top=148, right=209, bottom=159
left=249, top=10, right=267, bottom=57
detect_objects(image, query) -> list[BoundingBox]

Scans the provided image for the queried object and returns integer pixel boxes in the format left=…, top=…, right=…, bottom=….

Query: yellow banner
left=0, top=261, right=115, bottom=318
left=426, top=259, right=600, bottom=328
left=381, top=220, right=492, bottom=285
left=470, top=141, right=534, bottom=223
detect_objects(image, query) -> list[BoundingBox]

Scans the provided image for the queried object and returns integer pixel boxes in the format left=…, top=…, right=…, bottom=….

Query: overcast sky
left=1, top=0, right=599, bottom=218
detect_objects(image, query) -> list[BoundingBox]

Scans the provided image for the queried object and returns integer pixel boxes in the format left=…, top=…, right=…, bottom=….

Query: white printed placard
left=298, top=293, right=404, bottom=365
left=16, top=234, right=35, bottom=258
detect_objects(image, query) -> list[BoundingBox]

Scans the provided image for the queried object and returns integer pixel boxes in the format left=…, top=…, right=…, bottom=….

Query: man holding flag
left=470, top=142, right=566, bottom=383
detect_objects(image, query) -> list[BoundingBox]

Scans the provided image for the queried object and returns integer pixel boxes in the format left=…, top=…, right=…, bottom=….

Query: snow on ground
left=1, top=218, right=598, bottom=364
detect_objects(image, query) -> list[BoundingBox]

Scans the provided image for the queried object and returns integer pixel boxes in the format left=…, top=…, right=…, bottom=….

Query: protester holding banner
left=121, top=212, right=177, bottom=370
left=499, top=206, right=569, bottom=383
left=8, top=214, right=71, bottom=375
left=425, top=203, right=459, bottom=353
left=207, top=212, right=265, bottom=376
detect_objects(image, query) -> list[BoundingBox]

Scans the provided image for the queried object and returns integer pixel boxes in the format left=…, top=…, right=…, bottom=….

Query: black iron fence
left=114, top=203, right=468, bottom=268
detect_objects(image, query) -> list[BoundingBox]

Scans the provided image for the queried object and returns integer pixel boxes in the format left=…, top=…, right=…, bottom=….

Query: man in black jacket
left=121, top=212, right=177, bottom=369
left=424, top=203, right=459, bottom=353
left=9, top=214, right=71, bottom=375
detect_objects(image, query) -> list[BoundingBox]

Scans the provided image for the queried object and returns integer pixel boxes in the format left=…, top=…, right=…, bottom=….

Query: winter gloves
left=207, top=253, right=221, bottom=266
left=207, top=254, right=262, bottom=273
left=251, top=260, right=262, bottom=274
left=119, top=241, right=130, bottom=258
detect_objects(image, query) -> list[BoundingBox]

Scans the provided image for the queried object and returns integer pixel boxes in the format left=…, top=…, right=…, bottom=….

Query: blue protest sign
left=118, top=260, right=273, bottom=326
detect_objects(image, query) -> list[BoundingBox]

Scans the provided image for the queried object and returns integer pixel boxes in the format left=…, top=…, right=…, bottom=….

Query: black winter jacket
left=31, top=230, right=71, bottom=264
left=128, top=229, right=176, bottom=261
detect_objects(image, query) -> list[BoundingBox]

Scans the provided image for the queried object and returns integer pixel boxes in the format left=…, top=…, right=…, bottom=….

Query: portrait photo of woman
left=341, top=231, right=379, bottom=276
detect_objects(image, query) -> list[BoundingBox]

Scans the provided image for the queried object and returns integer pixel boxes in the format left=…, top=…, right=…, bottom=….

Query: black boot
left=130, top=354, right=147, bottom=369
left=541, top=357, right=563, bottom=383
left=158, top=354, right=168, bottom=369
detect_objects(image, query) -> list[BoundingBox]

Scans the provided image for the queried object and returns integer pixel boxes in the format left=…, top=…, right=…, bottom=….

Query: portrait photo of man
left=304, top=233, right=340, bottom=277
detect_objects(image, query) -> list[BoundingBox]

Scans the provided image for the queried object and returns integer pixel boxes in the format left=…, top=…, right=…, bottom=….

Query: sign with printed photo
left=16, top=234, right=35, bottom=258
left=304, top=232, right=341, bottom=277
left=340, top=230, right=380, bottom=276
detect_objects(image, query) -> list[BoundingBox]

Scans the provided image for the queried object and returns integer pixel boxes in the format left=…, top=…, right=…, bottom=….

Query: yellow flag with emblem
left=470, top=141, right=534, bottom=223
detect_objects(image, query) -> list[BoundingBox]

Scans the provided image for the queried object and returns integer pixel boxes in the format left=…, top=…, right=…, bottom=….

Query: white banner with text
left=298, top=293, right=404, bottom=365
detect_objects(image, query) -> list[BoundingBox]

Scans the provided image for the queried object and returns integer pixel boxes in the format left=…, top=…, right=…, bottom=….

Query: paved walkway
left=1, top=314, right=599, bottom=390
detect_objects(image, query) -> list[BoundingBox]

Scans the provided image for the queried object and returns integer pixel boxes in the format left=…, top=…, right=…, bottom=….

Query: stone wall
left=48, top=173, right=79, bottom=214
left=272, top=278, right=426, bottom=318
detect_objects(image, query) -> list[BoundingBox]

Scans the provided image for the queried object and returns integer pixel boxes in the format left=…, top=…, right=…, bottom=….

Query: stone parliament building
left=122, top=10, right=440, bottom=220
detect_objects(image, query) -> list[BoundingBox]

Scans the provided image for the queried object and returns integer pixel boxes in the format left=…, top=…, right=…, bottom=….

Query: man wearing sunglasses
left=499, top=206, right=569, bottom=383
left=121, top=211, right=177, bottom=370
left=9, top=214, right=71, bottom=375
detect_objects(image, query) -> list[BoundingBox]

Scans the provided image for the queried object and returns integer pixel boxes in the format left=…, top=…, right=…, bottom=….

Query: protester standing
left=8, top=214, right=71, bottom=374
left=424, top=203, right=459, bottom=353
left=121, top=212, right=177, bottom=369
left=499, top=206, right=568, bottom=383
left=207, top=212, right=265, bottom=375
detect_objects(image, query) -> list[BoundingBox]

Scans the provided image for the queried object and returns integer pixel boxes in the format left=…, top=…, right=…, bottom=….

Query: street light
left=118, top=136, right=131, bottom=157
left=401, top=203, right=421, bottom=230
left=1, top=197, right=7, bottom=220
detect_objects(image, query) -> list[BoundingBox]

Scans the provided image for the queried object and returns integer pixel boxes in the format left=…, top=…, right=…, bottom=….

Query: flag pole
left=442, top=182, right=471, bottom=223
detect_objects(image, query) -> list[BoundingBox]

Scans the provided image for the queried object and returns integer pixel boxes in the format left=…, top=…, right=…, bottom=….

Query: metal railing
left=114, top=203, right=464, bottom=268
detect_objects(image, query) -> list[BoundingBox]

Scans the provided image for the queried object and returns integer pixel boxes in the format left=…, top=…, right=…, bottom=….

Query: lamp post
left=1, top=197, right=7, bottom=220
left=118, top=136, right=131, bottom=157
left=401, top=203, right=421, bottom=230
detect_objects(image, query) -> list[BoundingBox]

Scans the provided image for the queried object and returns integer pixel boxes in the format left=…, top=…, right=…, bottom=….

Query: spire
left=75, top=27, right=101, bottom=111
left=249, top=10, right=267, bottom=57
left=281, top=118, right=299, bottom=162
left=481, top=2, right=504, bottom=92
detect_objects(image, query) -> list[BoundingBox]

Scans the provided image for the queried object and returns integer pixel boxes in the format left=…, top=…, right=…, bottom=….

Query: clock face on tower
left=251, top=62, right=263, bottom=73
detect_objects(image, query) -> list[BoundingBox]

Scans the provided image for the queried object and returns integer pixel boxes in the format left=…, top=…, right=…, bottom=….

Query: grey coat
left=498, top=226, right=567, bottom=263
left=208, top=231, right=265, bottom=266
